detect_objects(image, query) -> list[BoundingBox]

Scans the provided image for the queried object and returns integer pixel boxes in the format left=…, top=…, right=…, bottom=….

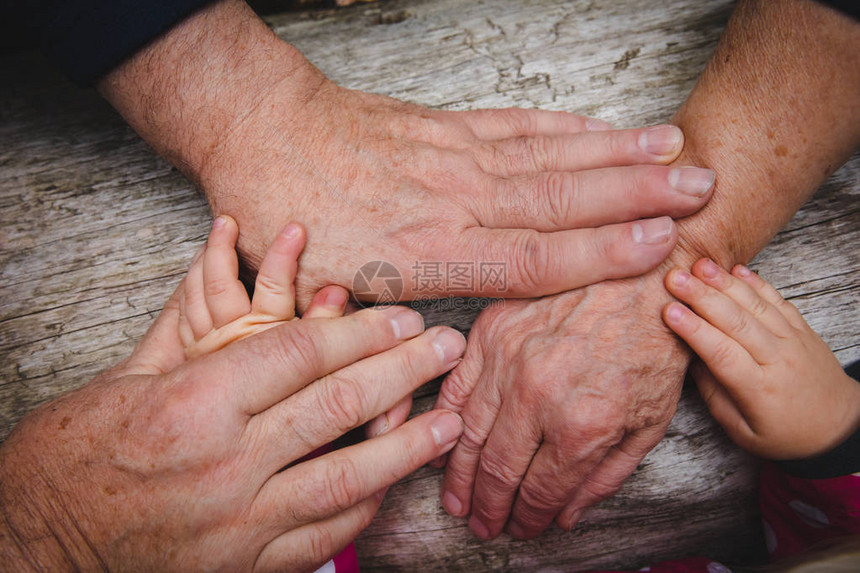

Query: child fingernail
left=213, top=216, right=227, bottom=230
left=283, top=224, right=301, bottom=239
left=672, top=270, right=691, bottom=287
left=735, top=265, right=752, bottom=278
left=666, top=303, right=685, bottom=324
left=702, top=259, right=720, bottom=279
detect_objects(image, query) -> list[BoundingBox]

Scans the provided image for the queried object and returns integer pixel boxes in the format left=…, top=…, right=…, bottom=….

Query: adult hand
left=99, top=0, right=717, bottom=307
left=0, top=292, right=466, bottom=571
left=434, top=269, right=689, bottom=540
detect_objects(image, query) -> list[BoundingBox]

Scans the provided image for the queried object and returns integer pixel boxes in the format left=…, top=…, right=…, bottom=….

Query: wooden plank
left=0, top=0, right=857, bottom=570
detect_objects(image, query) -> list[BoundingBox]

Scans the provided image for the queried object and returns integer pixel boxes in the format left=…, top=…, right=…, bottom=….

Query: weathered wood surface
left=0, top=0, right=857, bottom=570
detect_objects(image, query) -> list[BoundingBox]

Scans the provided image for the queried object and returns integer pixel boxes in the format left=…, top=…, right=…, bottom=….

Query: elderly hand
left=99, top=0, right=716, bottom=308
left=0, top=289, right=466, bottom=572
left=433, top=270, right=689, bottom=540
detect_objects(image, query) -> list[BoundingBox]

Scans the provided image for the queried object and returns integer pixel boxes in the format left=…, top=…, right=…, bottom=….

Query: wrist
left=97, top=0, right=325, bottom=183
left=0, top=418, right=96, bottom=571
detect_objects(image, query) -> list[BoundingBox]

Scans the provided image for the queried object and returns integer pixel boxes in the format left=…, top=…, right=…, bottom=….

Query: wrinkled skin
left=435, top=269, right=688, bottom=539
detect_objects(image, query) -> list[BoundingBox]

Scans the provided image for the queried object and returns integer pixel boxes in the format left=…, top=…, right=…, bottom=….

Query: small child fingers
left=689, top=361, right=754, bottom=446
left=731, top=264, right=807, bottom=331
left=692, top=259, right=792, bottom=337
left=251, top=224, right=304, bottom=320
left=303, top=286, right=350, bottom=319
left=203, top=215, right=252, bottom=328
left=665, top=268, right=777, bottom=363
left=184, top=245, right=214, bottom=339
left=663, top=301, right=757, bottom=383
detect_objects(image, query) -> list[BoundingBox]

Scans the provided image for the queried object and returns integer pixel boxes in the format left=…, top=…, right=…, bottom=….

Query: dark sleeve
left=776, top=360, right=860, bottom=479
left=19, top=0, right=215, bottom=85
left=816, top=0, right=860, bottom=20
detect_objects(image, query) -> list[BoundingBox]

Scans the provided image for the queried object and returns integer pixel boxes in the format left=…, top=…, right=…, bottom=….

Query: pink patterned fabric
left=584, top=463, right=860, bottom=573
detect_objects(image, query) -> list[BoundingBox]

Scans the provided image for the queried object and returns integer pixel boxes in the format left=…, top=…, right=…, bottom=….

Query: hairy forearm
left=96, top=0, right=323, bottom=183
left=669, top=0, right=860, bottom=268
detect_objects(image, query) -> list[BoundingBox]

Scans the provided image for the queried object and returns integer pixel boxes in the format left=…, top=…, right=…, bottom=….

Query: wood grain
left=0, top=0, right=857, bottom=570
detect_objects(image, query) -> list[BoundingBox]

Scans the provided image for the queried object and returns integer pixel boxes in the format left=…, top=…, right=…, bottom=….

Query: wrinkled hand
left=99, top=0, right=715, bottom=309
left=0, top=294, right=465, bottom=572
left=201, top=72, right=715, bottom=306
left=433, top=271, right=690, bottom=540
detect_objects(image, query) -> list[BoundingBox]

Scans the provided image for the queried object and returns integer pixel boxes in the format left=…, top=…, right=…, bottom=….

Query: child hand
left=662, top=258, right=860, bottom=460
left=178, top=215, right=350, bottom=359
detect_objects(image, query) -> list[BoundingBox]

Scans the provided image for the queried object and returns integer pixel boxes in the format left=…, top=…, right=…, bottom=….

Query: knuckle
left=301, top=524, right=337, bottom=568
left=541, top=172, right=578, bottom=226
left=728, top=309, right=751, bottom=334
left=479, top=450, right=523, bottom=489
left=518, top=481, right=565, bottom=511
left=321, top=457, right=364, bottom=512
left=501, top=108, right=537, bottom=135
left=276, top=325, right=324, bottom=377
left=709, top=340, right=736, bottom=369
left=528, top=136, right=555, bottom=171
left=439, top=371, right=475, bottom=410
left=317, top=373, right=366, bottom=433
left=204, top=277, right=233, bottom=299
left=255, top=272, right=287, bottom=296
left=510, top=231, right=550, bottom=289
left=748, top=295, right=770, bottom=318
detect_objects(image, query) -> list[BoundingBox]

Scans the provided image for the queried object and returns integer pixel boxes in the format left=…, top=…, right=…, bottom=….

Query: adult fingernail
left=668, top=167, right=716, bottom=197
left=283, top=223, right=301, bottom=239
left=671, top=270, right=691, bottom=287
left=469, top=515, right=491, bottom=539
left=586, top=117, right=613, bottom=131
left=431, top=412, right=464, bottom=447
left=632, top=216, right=673, bottom=245
left=639, top=125, right=683, bottom=156
left=442, top=490, right=464, bottom=516
left=508, top=521, right=526, bottom=538
left=702, top=259, right=720, bottom=279
left=389, top=308, right=424, bottom=340
left=367, top=413, right=389, bottom=438
left=432, top=329, right=466, bottom=364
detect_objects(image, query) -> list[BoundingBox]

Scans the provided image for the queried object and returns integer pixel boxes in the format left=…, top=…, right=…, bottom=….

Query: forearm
left=0, top=437, right=78, bottom=572
left=96, top=0, right=323, bottom=183
left=669, top=0, right=860, bottom=268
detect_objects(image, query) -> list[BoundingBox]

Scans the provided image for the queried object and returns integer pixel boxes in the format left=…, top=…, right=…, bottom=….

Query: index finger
left=464, top=218, right=677, bottom=297
left=196, top=305, right=426, bottom=414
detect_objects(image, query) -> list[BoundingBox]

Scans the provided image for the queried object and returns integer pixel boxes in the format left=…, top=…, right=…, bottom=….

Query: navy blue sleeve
left=26, top=0, right=215, bottom=85
left=816, top=0, right=860, bottom=20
